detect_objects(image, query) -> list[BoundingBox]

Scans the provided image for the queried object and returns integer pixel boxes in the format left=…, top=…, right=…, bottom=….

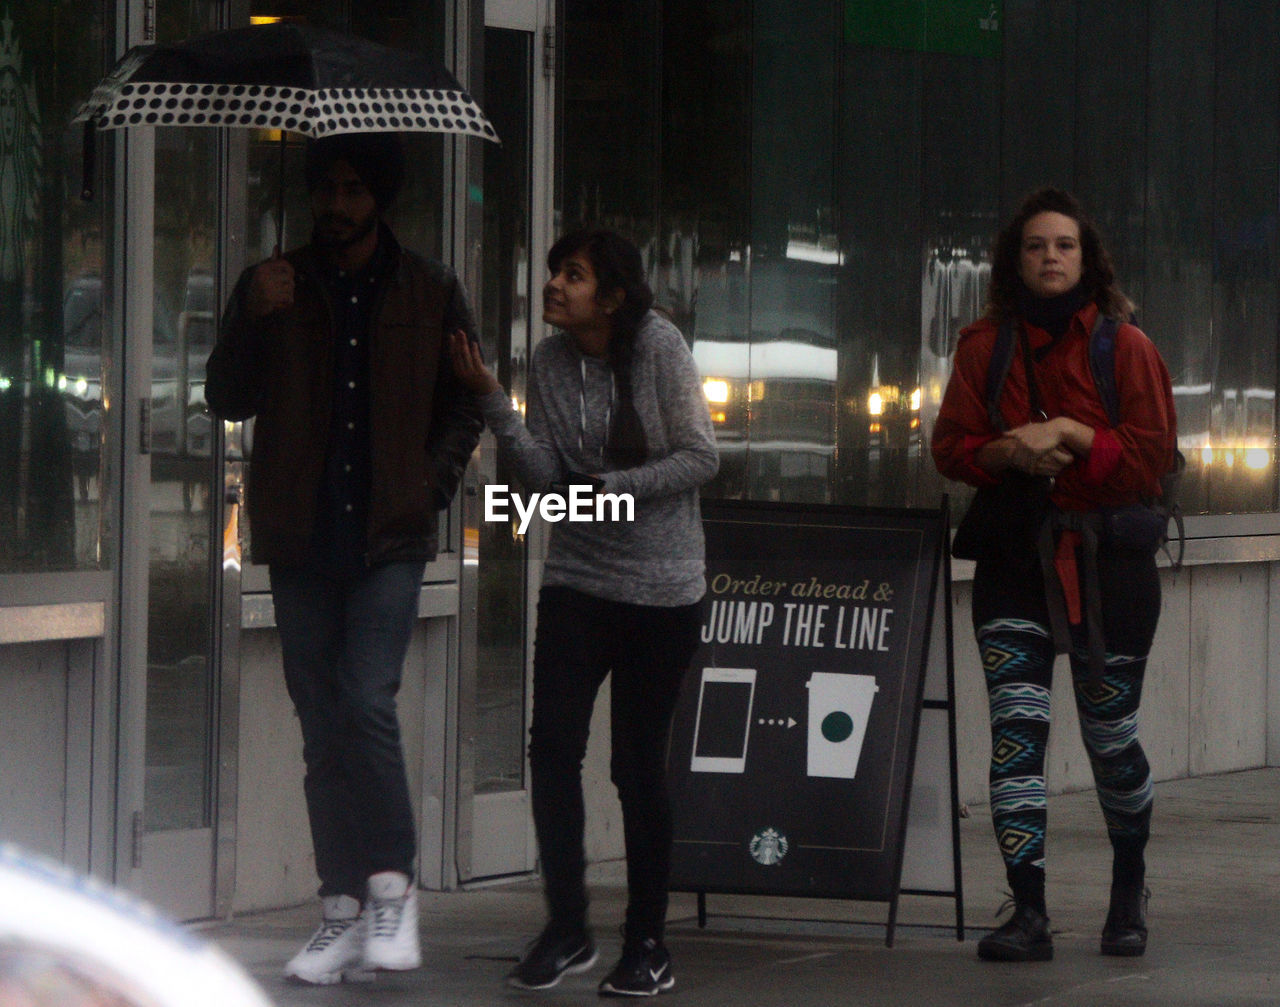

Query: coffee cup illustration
left=805, top=672, right=878, bottom=779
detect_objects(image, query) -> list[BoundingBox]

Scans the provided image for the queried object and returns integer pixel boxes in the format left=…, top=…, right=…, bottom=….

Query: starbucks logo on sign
left=748, top=827, right=788, bottom=866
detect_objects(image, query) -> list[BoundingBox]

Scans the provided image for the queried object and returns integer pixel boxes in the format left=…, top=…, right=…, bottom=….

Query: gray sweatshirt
left=479, top=311, right=719, bottom=606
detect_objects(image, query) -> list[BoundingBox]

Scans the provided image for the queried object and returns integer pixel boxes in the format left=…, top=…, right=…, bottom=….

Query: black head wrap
left=304, top=133, right=406, bottom=211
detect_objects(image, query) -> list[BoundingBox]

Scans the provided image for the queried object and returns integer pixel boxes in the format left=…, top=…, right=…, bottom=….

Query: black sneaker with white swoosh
left=598, top=938, right=675, bottom=997
left=506, top=927, right=598, bottom=990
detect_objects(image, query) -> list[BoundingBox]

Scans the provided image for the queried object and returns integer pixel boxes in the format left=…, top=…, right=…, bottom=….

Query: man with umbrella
left=206, top=131, right=483, bottom=985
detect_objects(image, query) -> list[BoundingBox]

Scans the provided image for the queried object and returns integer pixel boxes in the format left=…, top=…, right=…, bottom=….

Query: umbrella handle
left=81, top=121, right=97, bottom=202
left=276, top=131, right=287, bottom=250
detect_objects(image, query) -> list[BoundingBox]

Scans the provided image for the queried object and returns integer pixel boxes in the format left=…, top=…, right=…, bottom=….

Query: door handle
left=138, top=397, right=151, bottom=455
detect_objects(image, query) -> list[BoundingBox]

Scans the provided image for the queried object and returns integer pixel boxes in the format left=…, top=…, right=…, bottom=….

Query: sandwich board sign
left=666, top=499, right=961, bottom=944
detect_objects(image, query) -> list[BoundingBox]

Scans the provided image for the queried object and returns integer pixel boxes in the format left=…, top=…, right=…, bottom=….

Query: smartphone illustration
left=689, top=667, right=757, bottom=773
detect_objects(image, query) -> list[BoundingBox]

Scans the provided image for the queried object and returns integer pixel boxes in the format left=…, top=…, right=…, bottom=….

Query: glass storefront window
left=475, top=25, right=533, bottom=795
left=561, top=0, right=1280, bottom=519
left=1, top=4, right=115, bottom=572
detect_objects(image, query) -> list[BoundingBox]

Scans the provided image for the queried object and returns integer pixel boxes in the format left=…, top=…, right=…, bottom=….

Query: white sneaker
left=284, top=895, right=376, bottom=985
left=363, top=871, right=421, bottom=971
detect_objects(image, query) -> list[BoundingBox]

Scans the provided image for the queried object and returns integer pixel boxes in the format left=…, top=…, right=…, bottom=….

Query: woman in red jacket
left=933, top=188, right=1176, bottom=963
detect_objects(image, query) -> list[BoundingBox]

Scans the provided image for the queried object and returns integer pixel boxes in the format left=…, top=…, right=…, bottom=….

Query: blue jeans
left=270, top=560, right=425, bottom=899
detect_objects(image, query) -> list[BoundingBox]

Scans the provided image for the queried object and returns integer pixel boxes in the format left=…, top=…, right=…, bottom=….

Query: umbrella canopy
left=73, top=21, right=498, bottom=142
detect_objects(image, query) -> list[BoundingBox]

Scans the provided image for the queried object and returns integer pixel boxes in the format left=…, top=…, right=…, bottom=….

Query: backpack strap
left=1087, top=312, right=1187, bottom=571
left=985, top=319, right=1017, bottom=433
left=1087, top=314, right=1122, bottom=427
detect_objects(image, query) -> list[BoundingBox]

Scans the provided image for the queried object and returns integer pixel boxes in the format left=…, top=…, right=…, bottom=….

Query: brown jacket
left=206, top=229, right=483, bottom=568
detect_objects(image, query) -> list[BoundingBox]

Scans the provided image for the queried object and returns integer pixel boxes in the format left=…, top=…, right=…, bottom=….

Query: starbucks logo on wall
left=748, top=827, right=789, bottom=866
left=0, top=8, right=41, bottom=287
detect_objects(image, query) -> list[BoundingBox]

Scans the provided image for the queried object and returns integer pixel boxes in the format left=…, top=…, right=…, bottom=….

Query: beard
left=311, top=210, right=378, bottom=253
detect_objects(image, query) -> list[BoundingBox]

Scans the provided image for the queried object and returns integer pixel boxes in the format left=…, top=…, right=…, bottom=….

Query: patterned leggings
left=978, top=616, right=1153, bottom=897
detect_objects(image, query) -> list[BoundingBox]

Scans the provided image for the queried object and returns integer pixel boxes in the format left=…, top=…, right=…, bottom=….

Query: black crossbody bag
left=950, top=322, right=1052, bottom=566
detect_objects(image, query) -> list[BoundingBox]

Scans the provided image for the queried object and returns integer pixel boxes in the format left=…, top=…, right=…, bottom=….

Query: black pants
left=529, top=586, right=702, bottom=944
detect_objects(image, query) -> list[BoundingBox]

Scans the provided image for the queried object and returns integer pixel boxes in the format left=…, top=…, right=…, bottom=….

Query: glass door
left=456, top=0, right=553, bottom=882
left=118, top=1, right=225, bottom=920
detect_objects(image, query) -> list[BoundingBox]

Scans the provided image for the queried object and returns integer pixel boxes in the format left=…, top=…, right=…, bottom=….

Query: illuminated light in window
left=710, top=411, right=727, bottom=424
left=511, top=395, right=520, bottom=412
left=868, top=391, right=884, bottom=416
left=75, top=377, right=89, bottom=396
left=869, top=422, right=882, bottom=434
left=749, top=379, right=765, bottom=402
left=250, top=15, right=283, bottom=24
left=44, top=367, right=57, bottom=388
left=57, top=374, right=68, bottom=392
left=0, top=376, right=10, bottom=391
left=1224, top=451, right=1235, bottom=468
left=1201, top=446, right=1213, bottom=466
left=1245, top=448, right=1269, bottom=470
left=910, top=417, right=920, bottom=429
left=703, top=378, right=730, bottom=404
left=910, top=386, right=922, bottom=411
left=784, top=239, right=844, bottom=266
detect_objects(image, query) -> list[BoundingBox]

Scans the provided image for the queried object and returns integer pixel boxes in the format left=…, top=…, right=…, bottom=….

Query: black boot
left=977, top=900, right=1053, bottom=962
left=1101, top=884, right=1148, bottom=957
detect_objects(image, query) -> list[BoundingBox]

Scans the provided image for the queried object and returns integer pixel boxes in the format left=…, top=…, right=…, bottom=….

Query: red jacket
left=932, top=302, right=1176, bottom=513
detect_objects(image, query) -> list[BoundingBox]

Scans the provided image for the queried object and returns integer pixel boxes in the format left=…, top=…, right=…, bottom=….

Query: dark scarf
left=1017, top=283, right=1089, bottom=345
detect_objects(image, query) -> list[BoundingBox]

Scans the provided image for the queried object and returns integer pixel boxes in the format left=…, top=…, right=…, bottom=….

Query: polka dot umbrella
left=73, top=21, right=499, bottom=229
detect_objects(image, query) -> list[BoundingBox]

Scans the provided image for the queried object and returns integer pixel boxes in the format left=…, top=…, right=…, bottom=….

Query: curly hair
left=985, top=187, right=1135, bottom=322
left=547, top=228, right=655, bottom=466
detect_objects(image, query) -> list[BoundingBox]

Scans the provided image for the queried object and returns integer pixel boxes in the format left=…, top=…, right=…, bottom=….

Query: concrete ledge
left=0, top=603, right=106, bottom=644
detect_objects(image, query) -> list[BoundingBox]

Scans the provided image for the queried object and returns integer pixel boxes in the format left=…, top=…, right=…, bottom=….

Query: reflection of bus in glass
left=1173, top=382, right=1275, bottom=481
left=1172, top=383, right=1210, bottom=453
left=690, top=258, right=839, bottom=502
left=1218, top=386, right=1275, bottom=472
left=62, top=271, right=216, bottom=462
left=692, top=331, right=837, bottom=502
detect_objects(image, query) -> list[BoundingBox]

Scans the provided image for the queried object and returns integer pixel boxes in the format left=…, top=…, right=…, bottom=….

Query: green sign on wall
left=846, top=0, right=1002, bottom=58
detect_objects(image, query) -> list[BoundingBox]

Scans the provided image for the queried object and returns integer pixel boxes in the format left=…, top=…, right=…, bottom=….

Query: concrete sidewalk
left=205, top=768, right=1280, bottom=1006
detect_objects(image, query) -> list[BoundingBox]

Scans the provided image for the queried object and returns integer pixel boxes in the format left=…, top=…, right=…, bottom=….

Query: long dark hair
left=547, top=228, right=654, bottom=466
left=986, top=187, right=1135, bottom=322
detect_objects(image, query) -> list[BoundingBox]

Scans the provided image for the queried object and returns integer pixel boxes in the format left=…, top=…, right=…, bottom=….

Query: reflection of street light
left=1245, top=448, right=1269, bottom=470
left=703, top=378, right=730, bottom=404
left=867, top=391, right=883, bottom=416
left=910, top=386, right=921, bottom=411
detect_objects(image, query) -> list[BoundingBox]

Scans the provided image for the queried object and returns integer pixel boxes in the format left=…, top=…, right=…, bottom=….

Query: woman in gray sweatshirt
left=451, top=228, right=718, bottom=996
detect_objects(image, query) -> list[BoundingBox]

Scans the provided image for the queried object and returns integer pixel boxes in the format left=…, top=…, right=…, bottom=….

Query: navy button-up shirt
left=313, top=240, right=392, bottom=577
